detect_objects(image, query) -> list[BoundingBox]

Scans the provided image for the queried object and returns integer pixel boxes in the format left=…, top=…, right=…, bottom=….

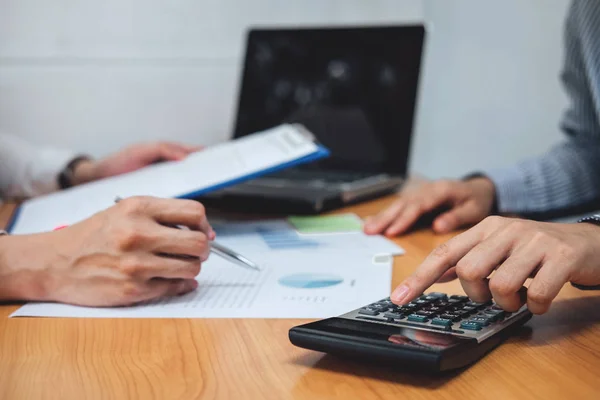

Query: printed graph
left=258, top=228, right=320, bottom=250
left=279, top=274, right=343, bottom=289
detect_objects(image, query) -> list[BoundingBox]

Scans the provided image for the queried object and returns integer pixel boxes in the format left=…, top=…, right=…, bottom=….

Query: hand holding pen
left=114, top=196, right=261, bottom=271
left=45, top=196, right=214, bottom=306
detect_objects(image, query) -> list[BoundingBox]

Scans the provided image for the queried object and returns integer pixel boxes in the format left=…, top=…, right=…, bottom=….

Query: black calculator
left=289, top=292, right=532, bottom=372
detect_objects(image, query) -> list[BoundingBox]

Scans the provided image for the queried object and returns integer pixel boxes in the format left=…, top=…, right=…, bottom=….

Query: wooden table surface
left=1, top=197, right=599, bottom=400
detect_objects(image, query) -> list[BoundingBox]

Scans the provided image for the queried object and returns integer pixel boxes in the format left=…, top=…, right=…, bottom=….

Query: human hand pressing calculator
left=289, top=292, right=532, bottom=372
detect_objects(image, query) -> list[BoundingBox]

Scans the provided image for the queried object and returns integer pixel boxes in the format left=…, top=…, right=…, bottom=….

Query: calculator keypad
left=342, top=292, right=530, bottom=341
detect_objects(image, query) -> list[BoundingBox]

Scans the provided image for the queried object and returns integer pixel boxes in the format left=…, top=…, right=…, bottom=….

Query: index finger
left=160, top=142, right=203, bottom=155
left=121, top=197, right=213, bottom=237
left=390, top=222, right=488, bottom=304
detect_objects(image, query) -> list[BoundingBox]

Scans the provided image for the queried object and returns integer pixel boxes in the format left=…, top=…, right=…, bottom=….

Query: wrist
left=572, top=220, right=600, bottom=289
left=71, top=160, right=100, bottom=186
left=0, top=233, right=56, bottom=302
left=466, top=176, right=498, bottom=214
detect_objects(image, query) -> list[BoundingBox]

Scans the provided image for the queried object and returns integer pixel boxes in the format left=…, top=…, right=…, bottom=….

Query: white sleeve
left=0, top=133, right=75, bottom=199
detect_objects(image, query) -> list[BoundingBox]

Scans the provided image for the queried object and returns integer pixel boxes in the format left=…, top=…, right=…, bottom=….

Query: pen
left=113, top=197, right=261, bottom=271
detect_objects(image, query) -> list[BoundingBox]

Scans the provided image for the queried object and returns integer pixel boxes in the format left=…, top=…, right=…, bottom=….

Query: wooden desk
left=1, top=197, right=599, bottom=400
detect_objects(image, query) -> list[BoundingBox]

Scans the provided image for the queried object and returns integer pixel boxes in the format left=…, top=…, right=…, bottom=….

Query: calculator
left=289, top=292, right=532, bottom=372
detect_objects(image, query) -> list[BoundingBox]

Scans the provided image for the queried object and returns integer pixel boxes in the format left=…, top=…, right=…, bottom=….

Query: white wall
left=0, top=0, right=423, bottom=156
left=0, top=0, right=572, bottom=178
left=412, top=0, right=570, bottom=178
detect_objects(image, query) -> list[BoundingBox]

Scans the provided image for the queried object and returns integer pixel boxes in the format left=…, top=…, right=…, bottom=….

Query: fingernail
left=177, top=281, right=188, bottom=294
left=391, top=284, right=411, bottom=303
left=179, top=280, right=198, bottom=295
left=435, top=219, right=449, bottom=233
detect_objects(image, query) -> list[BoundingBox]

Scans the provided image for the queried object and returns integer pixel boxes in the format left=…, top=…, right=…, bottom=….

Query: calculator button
left=415, top=299, right=431, bottom=305
left=465, top=301, right=488, bottom=308
left=406, top=302, right=420, bottom=309
left=427, top=292, right=448, bottom=298
left=372, top=305, right=389, bottom=312
left=423, top=306, right=443, bottom=312
left=384, top=312, right=405, bottom=320
left=444, top=306, right=461, bottom=313
left=431, top=318, right=453, bottom=328
left=449, top=295, right=469, bottom=302
left=416, top=310, right=436, bottom=317
left=358, top=309, right=380, bottom=316
left=460, top=321, right=483, bottom=331
left=483, top=309, right=506, bottom=321
left=451, top=310, right=471, bottom=318
left=439, top=313, right=462, bottom=322
left=462, top=306, right=477, bottom=313
left=407, top=314, right=429, bottom=323
left=468, top=317, right=491, bottom=326
left=436, top=301, right=450, bottom=308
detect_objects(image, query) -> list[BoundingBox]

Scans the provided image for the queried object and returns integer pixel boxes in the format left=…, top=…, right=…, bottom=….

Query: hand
left=0, top=197, right=215, bottom=307
left=363, top=178, right=496, bottom=237
left=72, top=142, right=202, bottom=185
left=390, top=216, right=600, bottom=314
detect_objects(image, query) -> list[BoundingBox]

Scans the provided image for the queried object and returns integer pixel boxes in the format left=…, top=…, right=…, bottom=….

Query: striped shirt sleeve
left=482, top=1, right=600, bottom=214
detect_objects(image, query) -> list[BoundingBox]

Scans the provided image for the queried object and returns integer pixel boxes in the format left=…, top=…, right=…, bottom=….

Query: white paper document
left=11, top=220, right=401, bottom=319
left=11, top=253, right=392, bottom=319
left=9, top=124, right=325, bottom=235
left=210, top=220, right=405, bottom=258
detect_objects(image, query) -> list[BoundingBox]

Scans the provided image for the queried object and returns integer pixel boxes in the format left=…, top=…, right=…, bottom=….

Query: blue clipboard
left=6, top=144, right=329, bottom=233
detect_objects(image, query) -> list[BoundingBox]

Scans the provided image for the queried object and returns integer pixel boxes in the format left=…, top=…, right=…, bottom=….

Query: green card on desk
left=288, top=213, right=363, bottom=234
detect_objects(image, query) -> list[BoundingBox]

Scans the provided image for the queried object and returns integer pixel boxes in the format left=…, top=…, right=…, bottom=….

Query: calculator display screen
left=316, top=318, right=465, bottom=351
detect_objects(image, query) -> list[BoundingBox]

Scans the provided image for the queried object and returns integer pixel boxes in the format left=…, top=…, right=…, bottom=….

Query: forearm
left=483, top=139, right=600, bottom=214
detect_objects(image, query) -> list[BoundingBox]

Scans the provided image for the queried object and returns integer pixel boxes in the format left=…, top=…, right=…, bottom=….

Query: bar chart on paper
left=211, top=220, right=404, bottom=256
left=258, top=228, right=320, bottom=249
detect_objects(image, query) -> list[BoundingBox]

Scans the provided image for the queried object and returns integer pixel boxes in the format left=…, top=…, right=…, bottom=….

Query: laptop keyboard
left=266, top=169, right=378, bottom=184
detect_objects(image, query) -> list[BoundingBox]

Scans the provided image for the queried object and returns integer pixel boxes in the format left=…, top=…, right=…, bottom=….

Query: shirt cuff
left=31, top=148, right=78, bottom=195
left=480, top=166, right=530, bottom=214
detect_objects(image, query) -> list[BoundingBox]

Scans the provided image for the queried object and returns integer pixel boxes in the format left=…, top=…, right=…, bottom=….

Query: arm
left=391, top=215, right=600, bottom=315
left=364, top=3, right=600, bottom=236
left=0, top=133, right=202, bottom=200
left=0, top=133, right=75, bottom=198
left=0, top=197, right=214, bottom=306
left=483, top=2, right=600, bottom=214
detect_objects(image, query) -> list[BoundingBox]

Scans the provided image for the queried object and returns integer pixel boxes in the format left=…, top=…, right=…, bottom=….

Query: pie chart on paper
left=278, top=274, right=343, bottom=289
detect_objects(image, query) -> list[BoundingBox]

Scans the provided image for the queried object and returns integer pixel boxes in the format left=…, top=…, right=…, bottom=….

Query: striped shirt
left=484, top=0, right=600, bottom=215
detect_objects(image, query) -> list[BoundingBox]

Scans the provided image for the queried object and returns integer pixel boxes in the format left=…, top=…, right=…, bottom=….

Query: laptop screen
left=233, top=25, right=425, bottom=175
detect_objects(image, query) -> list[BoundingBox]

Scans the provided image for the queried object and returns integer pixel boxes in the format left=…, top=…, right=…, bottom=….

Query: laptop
left=199, top=25, right=425, bottom=214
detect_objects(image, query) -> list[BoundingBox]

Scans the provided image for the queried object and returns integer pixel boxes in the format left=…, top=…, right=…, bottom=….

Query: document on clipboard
left=8, top=124, right=329, bottom=235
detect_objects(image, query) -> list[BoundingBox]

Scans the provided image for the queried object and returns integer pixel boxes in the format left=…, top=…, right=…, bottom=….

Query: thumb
left=432, top=202, right=483, bottom=234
